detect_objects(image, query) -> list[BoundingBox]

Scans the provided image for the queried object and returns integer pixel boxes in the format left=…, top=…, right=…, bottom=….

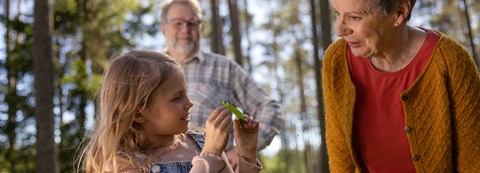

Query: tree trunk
left=78, top=0, right=89, bottom=139
left=210, top=0, right=225, bottom=55
left=459, top=0, right=479, bottom=68
left=5, top=0, right=18, bottom=172
left=294, top=47, right=312, bottom=173
left=228, top=0, right=243, bottom=66
left=242, top=0, right=253, bottom=72
left=33, top=0, right=58, bottom=172
left=317, top=0, right=332, bottom=172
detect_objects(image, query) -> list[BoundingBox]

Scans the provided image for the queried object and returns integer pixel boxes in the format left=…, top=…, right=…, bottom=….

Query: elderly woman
left=322, top=0, right=480, bottom=172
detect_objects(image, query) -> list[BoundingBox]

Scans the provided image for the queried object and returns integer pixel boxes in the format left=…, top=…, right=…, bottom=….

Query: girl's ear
left=134, top=112, right=146, bottom=124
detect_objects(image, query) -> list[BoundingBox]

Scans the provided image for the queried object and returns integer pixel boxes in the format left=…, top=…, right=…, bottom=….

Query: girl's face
left=332, top=0, right=397, bottom=57
left=138, top=67, right=193, bottom=138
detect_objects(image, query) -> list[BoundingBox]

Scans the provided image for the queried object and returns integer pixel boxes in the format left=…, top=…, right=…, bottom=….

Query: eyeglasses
left=167, top=19, right=201, bottom=30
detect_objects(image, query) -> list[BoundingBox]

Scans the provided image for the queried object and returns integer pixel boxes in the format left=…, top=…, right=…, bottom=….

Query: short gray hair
left=160, top=0, right=203, bottom=23
left=373, top=0, right=416, bottom=21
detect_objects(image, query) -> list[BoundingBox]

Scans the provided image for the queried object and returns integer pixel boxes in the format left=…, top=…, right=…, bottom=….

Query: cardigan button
left=404, top=127, right=412, bottom=133
left=402, top=96, right=408, bottom=101
left=412, top=154, right=420, bottom=161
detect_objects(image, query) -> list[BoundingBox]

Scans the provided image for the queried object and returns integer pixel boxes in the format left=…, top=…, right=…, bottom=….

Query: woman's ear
left=134, top=112, right=146, bottom=124
left=393, top=0, right=411, bottom=26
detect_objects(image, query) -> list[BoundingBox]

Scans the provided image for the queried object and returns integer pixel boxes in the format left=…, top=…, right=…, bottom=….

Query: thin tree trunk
left=459, top=0, right=479, bottom=68
left=294, top=47, right=311, bottom=173
left=33, top=0, right=58, bottom=172
left=78, top=0, right=89, bottom=139
left=228, top=0, right=243, bottom=66
left=317, top=0, right=332, bottom=172
left=5, top=0, right=18, bottom=172
left=242, top=0, right=253, bottom=72
left=210, top=0, right=225, bottom=55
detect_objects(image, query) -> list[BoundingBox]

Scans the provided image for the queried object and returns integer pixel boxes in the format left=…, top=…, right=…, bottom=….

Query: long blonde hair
left=77, top=50, right=182, bottom=173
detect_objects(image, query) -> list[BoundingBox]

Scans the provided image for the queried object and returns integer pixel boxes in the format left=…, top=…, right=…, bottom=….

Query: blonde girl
left=78, top=50, right=262, bottom=173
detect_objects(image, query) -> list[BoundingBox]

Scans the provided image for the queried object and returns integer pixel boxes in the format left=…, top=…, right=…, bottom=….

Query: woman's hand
left=233, top=115, right=259, bottom=163
left=201, top=107, right=233, bottom=156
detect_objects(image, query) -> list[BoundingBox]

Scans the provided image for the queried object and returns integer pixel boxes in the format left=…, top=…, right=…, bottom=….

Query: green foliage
left=259, top=147, right=314, bottom=173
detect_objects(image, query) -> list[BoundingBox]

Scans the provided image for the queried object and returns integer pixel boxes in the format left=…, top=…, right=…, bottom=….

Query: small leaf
left=222, top=100, right=245, bottom=126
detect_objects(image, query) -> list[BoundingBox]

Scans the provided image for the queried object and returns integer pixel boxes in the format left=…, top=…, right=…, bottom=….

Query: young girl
left=78, top=50, right=262, bottom=173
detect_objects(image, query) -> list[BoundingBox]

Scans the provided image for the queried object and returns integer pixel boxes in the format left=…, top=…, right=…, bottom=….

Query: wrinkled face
left=332, top=0, right=396, bottom=57
left=139, top=67, right=193, bottom=137
left=161, top=3, right=202, bottom=56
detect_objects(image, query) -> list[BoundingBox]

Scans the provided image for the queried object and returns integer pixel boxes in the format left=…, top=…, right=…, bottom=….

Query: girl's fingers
left=218, top=108, right=233, bottom=130
left=238, top=114, right=259, bottom=129
left=208, top=106, right=227, bottom=121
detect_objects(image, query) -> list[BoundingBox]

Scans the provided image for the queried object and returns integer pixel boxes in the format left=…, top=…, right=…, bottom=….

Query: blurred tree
left=228, top=0, right=243, bottom=66
left=241, top=0, right=253, bottom=72
left=33, top=0, right=58, bottom=172
left=2, top=0, right=36, bottom=172
left=460, top=0, right=479, bottom=67
left=52, top=0, right=158, bottom=171
left=317, top=0, right=331, bottom=172
left=210, top=0, right=225, bottom=55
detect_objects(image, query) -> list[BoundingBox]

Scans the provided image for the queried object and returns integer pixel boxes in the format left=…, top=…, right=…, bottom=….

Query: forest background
left=0, top=0, right=479, bottom=172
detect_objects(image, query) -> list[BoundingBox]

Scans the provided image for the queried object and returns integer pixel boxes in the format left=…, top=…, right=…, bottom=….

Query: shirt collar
left=164, top=49, right=204, bottom=64
left=183, top=51, right=203, bottom=64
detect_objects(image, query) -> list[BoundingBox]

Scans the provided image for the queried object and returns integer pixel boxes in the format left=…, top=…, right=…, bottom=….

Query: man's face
left=161, top=3, right=202, bottom=56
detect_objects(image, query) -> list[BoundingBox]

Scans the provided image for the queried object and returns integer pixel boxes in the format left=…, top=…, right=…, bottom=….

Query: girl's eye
left=172, top=95, right=181, bottom=101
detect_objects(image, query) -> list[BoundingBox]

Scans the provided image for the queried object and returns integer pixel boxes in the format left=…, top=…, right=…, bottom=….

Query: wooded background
left=0, top=0, right=479, bottom=172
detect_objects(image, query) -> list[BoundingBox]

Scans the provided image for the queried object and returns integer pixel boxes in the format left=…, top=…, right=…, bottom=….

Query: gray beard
left=173, top=42, right=198, bottom=55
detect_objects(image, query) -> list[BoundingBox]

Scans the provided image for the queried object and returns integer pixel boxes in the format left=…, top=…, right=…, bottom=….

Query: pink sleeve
left=190, top=152, right=263, bottom=173
left=191, top=152, right=232, bottom=173
left=235, top=153, right=263, bottom=173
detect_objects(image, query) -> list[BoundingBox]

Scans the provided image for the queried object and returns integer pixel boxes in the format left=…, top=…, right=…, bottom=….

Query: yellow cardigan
left=322, top=32, right=480, bottom=173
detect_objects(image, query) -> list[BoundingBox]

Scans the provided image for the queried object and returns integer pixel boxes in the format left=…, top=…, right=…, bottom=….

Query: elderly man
left=159, top=0, right=283, bottom=168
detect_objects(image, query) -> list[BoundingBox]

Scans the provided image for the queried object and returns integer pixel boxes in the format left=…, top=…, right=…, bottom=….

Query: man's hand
left=202, top=107, right=233, bottom=156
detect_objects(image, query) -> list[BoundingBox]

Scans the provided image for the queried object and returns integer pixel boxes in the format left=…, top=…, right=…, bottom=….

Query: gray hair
left=373, top=0, right=416, bottom=21
left=160, top=0, right=203, bottom=23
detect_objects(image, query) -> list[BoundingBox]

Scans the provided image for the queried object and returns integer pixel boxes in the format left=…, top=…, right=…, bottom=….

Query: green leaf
left=222, top=100, right=245, bottom=126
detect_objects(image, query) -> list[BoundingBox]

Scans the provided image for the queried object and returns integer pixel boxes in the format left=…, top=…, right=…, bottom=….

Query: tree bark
left=293, top=47, right=312, bottom=173
left=317, top=0, right=332, bottom=172
left=242, top=0, right=253, bottom=72
left=460, top=0, right=479, bottom=68
left=228, top=0, right=243, bottom=66
left=33, top=0, right=58, bottom=172
left=210, top=0, right=225, bottom=55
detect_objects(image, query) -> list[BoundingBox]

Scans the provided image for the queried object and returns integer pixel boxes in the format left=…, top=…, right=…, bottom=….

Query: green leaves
left=221, top=100, right=245, bottom=126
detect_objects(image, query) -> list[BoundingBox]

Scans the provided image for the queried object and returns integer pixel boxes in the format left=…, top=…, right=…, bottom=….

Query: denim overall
left=149, top=131, right=205, bottom=173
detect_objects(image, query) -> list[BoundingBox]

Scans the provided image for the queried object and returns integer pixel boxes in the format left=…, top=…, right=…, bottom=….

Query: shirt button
left=402, top=96, right=408, bottom=101
left=404, top=127, right=412, bottom=133
left=412, top=154, right=420, bottom=161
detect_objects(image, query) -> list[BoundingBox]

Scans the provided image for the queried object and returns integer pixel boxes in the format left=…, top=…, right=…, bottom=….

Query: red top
left=348, top=29, right=440, bottom=172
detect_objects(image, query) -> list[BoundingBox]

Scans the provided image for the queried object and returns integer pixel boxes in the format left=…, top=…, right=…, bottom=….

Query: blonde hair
left=77, top=50, right=183, bottom=173
left=160, top=0, right=203, bottom=23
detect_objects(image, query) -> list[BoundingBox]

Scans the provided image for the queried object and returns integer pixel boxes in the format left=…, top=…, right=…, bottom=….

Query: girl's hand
left=233, top=115, right=259, bottom=163
left=202, top=107, right=233, bottom=156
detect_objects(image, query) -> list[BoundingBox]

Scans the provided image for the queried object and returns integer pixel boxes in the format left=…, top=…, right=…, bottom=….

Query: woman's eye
left=349, top=15, right=361, bottom=21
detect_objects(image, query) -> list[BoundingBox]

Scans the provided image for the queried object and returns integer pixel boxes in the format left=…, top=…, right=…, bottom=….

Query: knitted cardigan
left=322, top=32, right=480, bottom=173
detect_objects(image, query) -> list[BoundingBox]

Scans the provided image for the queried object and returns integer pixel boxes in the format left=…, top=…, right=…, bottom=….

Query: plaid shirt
left=181, top=51, right=283, bottom=149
